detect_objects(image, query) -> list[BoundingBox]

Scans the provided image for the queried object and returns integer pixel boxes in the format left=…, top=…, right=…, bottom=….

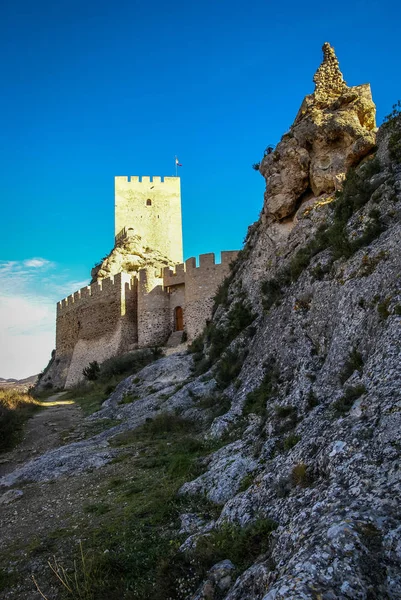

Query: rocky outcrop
left=259, top=43, right=376, bottom=221
left=91, top=230, right=176, bottom=283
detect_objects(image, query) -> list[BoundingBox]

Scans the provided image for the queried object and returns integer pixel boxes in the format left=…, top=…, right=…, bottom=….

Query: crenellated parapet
left=57, top=272, right=134, bottom=315
left=163, top=251, right=238, bottom=289
left=115, top=176, right=179, bottom=185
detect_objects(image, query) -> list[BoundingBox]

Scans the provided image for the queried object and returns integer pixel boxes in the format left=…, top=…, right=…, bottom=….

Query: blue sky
left=1, top=0, right=400, bottom=378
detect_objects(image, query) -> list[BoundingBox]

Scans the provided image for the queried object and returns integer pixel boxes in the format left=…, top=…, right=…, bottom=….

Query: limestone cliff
left=259, top=42, right=376, bottom=222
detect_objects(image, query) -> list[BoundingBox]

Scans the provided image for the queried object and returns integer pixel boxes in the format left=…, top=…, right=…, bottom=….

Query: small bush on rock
left=83, top=361, right=100, bottom=381
left=333, top=384, right=367, bottom=415
left=340, top=348, right=364, bottom=384
left=243, top=360, right=281, bottom=417
left=283, top=433, right=301, bottom=451
left=291, top=463, right=312, bottom=487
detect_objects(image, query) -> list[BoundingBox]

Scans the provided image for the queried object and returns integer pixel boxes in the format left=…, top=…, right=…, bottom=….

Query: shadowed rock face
left=260, top=43, right=376, bottom=221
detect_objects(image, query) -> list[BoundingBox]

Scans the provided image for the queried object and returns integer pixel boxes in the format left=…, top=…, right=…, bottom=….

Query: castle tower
left=114, top=176, right=183, bottom=264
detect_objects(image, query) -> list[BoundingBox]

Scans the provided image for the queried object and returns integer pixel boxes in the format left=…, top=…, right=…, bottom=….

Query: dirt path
left=0, top=392, right=82, bottom=478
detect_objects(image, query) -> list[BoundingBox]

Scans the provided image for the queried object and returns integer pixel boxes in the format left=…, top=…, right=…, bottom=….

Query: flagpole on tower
left=174, top=156, right=182, bottom=176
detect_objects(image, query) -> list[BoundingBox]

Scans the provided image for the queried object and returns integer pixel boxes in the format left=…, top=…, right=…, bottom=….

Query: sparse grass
left=0, top=389, right=42, bottom=452
left=84, top=502, right=110, bottom=516
left=119, top=392, right=139, bottom=405
left=82, top=418, right=121, bottom=438
left=191, top=297, right=255, bottom=377
left=243, top=360, right=281, bottom=417
left=0, top=568, right=18, bottom=592
left=64, top=382, right=112, bottom=416
left=197, top=394, right=231, bottom=416
left=38, top=411, right=228, bottom=600
left=214, top=348, right=245, bottom=389
left=192, top=518, right=277, bottom=574
left=66, top=349, right=163, bottom=415
left=238, top=472, right=255, bottom=492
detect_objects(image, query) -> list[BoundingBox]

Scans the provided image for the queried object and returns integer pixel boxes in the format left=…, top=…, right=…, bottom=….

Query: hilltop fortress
left=50, top=175, right=238, bottom=388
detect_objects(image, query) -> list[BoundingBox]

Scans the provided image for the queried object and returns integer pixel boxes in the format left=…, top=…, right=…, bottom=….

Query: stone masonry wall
left=137, top=268, right=171, bottom=347
left=56, top=273, right=137, bottom=387
left=164, top=251, right=238, bottom=341
left=115, top=176, right=183, bottom=264
left=168, top=284, right=186, bottom=333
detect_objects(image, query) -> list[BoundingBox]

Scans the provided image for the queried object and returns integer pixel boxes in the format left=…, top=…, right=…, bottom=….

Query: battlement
left=163, top=251, right=238, bottom=287
left=115, top=176, right=180, bottom=185
left=57, top=272, right=134, bottom=314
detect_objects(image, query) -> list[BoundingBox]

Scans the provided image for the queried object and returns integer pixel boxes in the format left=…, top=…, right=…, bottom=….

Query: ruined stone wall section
left=137, top=268, right=171, bottom=347
left=182, top=251, right=238, bottom=340
left=115, top=176, right=183, bottom=264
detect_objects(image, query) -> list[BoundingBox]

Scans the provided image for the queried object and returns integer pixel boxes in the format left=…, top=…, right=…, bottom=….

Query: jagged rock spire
left=313, top=42, right=348, bottom=102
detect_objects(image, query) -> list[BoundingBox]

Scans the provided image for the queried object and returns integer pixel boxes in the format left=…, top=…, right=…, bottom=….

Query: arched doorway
left=174, top=306, right=184, bottom=331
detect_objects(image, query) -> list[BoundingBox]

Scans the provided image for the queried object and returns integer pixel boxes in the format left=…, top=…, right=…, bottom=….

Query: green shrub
left=377, top=297, right=391, bottom=320
left=383, top=101, right=401, bottom=164
left=275, top=405, right=297, bottom=419
left=193, top=518, right=277, bottom=574
left=291, top=463, right=312, bottom=487
left=340, top=348, right=364, bottom=384
left=238, top=472, right=255, bottom=492
left=333, top=384, right=367, bottom=415
left=99, top=348, right=162, bottom=380
left=196, top=299, right=255, bottom=373
left=261, top=278, right=284, bottom=311
left=198, top=394, right=231, bottom=416
left=243, top=361, right=281, bottom=417
left=83, top=361, right=100, bottom=381
left=283, top=433, right=301, bottom=451
left=215, top=348, right=244, bottom=389
left=213, top=276, right=232, bottom=311
left=306, top=388, right=319, bottom=410
left=139, top=413, right=194, bottom=435
left=188, top=334, right=204, bottom=355
left=394, top=304, right=401, bottom=316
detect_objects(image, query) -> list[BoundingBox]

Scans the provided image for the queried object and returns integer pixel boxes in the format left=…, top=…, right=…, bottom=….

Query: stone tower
left=114, top=176, right=183, bottom=264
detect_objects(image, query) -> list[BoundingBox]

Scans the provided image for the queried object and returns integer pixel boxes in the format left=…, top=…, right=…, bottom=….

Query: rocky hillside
left=1, top=43, right=400, bottom=600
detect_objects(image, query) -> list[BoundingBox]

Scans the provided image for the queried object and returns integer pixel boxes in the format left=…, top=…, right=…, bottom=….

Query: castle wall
left=56, top=273, right=138, bottom=387
left=167, top=284, right=186, bottom=333
left=137, top=268, right=171, bottom=347
left=164, top=251, right=238, bottom=341
left=115, top=176, right=183, bottom=264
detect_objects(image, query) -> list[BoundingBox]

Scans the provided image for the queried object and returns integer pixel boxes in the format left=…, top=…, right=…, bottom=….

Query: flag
left=175, top=157, right=182, bottom=167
